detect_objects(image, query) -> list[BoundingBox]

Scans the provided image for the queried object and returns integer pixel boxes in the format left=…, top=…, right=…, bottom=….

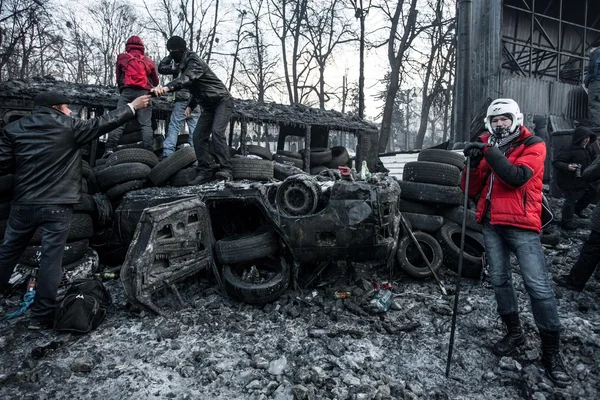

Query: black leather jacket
left=0, top=105, right=134, bottom=205
left=158, top=54, right=191, bottom=102
left=164, top=50, right=231, bottom=110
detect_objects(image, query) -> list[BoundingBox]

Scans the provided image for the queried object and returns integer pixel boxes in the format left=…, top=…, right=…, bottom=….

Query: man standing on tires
left=461, top=99, right=571, bottom=387
left=0, top=91, right=150, bottom=329
left=103, top=36, right=159, bottom=157
left=157, top=51, right=200, bottom=158
left=152, top=36, right=233, bottom=184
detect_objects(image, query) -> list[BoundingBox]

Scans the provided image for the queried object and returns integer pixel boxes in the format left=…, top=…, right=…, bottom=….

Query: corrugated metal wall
left=470, top=0, right=503, bottom=113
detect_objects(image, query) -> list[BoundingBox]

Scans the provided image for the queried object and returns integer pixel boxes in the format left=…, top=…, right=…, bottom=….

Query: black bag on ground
left=53, top=278, right=112, bottom=334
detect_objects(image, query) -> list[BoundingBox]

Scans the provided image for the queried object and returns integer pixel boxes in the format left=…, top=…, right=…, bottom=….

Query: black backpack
left=53, top=278, right=112, bottom=334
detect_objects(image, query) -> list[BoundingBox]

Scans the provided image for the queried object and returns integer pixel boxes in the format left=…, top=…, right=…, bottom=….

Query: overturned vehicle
left=0, top=77, right=403, bottom=312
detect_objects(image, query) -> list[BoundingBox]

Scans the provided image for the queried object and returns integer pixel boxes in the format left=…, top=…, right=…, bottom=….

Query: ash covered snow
left=1, top=212, right=599, bottom=399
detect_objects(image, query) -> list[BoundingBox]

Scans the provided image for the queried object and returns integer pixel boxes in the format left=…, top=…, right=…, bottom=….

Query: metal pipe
left=455, top=0, right=472, bottom=143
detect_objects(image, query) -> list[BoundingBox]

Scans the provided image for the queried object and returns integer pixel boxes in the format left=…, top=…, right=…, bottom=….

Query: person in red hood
left=104, top=36, right=159, bottom=157
left=462, top=99, right=571, bottom=388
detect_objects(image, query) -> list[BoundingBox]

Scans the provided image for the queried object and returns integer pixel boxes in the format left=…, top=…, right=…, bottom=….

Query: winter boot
left=493, top=313, right=526, bottom=356
left=540, top=330, right=571, bottom=388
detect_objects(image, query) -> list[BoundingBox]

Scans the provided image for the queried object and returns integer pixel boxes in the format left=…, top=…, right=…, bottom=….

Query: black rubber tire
left=97, top=163, right=151, bottom=191
left=403, top=161, right=461, bottom=186
left=276, top=150, right=302, bottom=159
left=440, top=205, right=482, bottom=233
left=403, top=212, right=445, bottom=234
left=396, top=231, right=443, bottom=279
left=222, top=256, right=290, bottom=304
left=29, top=213, right=94, bottom=245
left=106, top=179, right=146, bottom=200
left=418, top=149, right=465, bottom=170
left=273, top=162, right=307, bottom=181
left=273, top=154, right=304, bottom=169
left=310, top=165, right=329, bottom=175
left=399, top=199, right=438, bottom=215
left=238, top=145, right=273, bottom=161
left=436, top=222, right=485, bottom=279
left=214, top=228, right=279, bottom=265
left=82, top=160, right=91, bottom=179
left=106, top=148, right=159, bottom=168
left=301, top=148, right=332, bottom=166
left=118, top=131, right=143, bottom=145
left=0, top=174, right=13, bottom=194
left=74, top=193, right=96, bottom=214
left=398, top=181, right=463, bottom=205
left=231, top=158, right=274, bottom=180
left=0, top=202, right=10, bottom=220
left=170, top=167, right=198, bottom=187
left=95, top=158, right=108, bottom=167
left=276, top=177, right=319, bottom=216
left=541, top=228, right=560, bottom=246
left=19, top=239, right=89, bottom=267
left=148, top=147, right=197, bottom=186
left=326, top=146, right=350, bottom=168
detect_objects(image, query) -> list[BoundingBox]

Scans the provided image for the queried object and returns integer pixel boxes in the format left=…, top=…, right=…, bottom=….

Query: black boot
left=540, top=330, right=571, bottom=388
left=493, top=313, right=526, bottom=356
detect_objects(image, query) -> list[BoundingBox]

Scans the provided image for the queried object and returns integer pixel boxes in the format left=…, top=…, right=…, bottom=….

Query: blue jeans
left=0, top=205, right=73, bottom=322
left=483, top=221, right=561, bottom=331
left=163, top=101, right=200, bottom=157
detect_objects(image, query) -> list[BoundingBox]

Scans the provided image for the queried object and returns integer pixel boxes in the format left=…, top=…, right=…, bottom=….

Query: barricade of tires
left=396, top=149, right=486, bottom=280
left=273, top=146, right=351, bottom=175
left=396, top=148, right=558, bottom=280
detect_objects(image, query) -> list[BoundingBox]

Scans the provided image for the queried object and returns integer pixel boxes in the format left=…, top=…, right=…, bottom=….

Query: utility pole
left=352, top=0, right=371, bottom=120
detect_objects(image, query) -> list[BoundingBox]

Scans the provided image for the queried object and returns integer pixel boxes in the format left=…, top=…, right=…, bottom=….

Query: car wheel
left=222, top=256, right=290, bottom=304
left=396, top=231, right=443, bottom=279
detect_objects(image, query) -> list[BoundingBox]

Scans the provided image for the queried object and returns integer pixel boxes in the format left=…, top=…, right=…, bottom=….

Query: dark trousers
left=568, top=229, right=600, bottom=286
left=561, top=189, right=597, bottom=224
left=105, top=87, right=153, bottom=151
left=0, top=205, right=73, bottom=322
left=193, top=97, right=233, bottom=174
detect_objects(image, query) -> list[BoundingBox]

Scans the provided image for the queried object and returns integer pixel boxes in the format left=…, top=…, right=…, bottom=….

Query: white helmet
left=484, top=98, right=523, bottom=134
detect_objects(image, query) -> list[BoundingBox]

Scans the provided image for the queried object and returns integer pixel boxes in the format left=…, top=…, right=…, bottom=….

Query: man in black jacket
left=533, top=115, right=551, bottom=183
left=152, top=36, right=233, bottom=184
left=0, top=91, right=150, bottom=329
left=553, top=127, right=598, bottom=230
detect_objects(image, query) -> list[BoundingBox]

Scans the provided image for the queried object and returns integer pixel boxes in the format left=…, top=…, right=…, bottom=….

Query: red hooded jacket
left=461, top=126, right=546, bottom=233
left=116, top=36, right=159, bottom=91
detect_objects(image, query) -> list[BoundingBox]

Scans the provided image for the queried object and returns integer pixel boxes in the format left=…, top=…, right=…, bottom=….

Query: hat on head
left=166, top=36, right=186, bottom=51
left=34, top=91, right=71, bottom=107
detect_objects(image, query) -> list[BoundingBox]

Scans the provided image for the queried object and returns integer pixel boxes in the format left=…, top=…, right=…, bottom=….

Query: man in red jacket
left=462, top=99, right=570, bottom=387
left=104, top=36, right=159, bottom=156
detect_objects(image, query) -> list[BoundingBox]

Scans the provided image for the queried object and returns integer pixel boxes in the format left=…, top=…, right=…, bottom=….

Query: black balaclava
left=166, top=36, right=186, bottom=63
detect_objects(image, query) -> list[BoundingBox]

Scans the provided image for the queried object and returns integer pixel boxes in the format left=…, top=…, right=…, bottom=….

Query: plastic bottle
left=369, top=289, right=393, bottom=313
left=360, top=161, right=371, bottom=180
left=334, top=291, right=352, bottom=299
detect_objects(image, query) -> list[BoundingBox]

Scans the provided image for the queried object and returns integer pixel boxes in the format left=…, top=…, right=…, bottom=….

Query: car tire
left=399, top=199, right=438, bottom=215
left=436, top=222, right=485, bottom=279
left=440, top=205, right=482, bottom=233
left=222, top=256, right=290, bottom=304
left=231, top=158, right=274, bottom=180
left=418, top=149, right=465, bottom=170
left=326, top=146, right=350, bottom=168
left=97, top=162, right=151, bottom=191
left=148, top=147, right=197, bottom=186
left=170, top=167, right=198, bottom=187
left=398, top=181, right=463, bottom=205
left=238, top=145, right=273, bottom=161
left=106, top=179, right=146, bottom=200
left=396, top=231, right=443, bottom=279
left=402, top=161, right=461, bottom=186
left=19, top=239, right=89, bottom=267
left=276, top=150, right=302, bottom=159
left=273, top=162, right=307, bottom=181
left=402, top=212, right=445, bottom=234
left=273, top=154, right=304, bottom=169
left=214, top=227, right=279, bottom=265
left=107, top=148, right=160, bottom=168
left=29, top=213, right=94, bottom=245
left=276, top=176, right=320, bottom=216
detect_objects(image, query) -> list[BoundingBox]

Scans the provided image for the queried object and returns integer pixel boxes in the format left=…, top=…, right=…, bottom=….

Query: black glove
left=463, top=142, right=489, bottom=160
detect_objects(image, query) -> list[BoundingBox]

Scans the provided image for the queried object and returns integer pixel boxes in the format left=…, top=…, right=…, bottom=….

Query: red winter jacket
left=461, top=126, right=546, bottom=233
left=115, top=36, right=159, bottom=91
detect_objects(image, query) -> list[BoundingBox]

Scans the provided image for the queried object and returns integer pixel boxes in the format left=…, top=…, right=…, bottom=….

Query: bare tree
left=87, top=0, right=138, bottom=86
left=303, top=0, right=355, bottom=109
left=268, top=0, right=314, bottom=104
left=413, top=0, right=455, bottom=149
left=376, top=0, right=421, bottom=153
left=235, top=0, right=281, bottom=104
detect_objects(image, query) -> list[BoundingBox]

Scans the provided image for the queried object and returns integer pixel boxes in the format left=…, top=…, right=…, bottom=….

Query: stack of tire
left=272, top=146, right=350, bottom=176
left=214, top=227, right=290, bottom=304
left=232, top=145, right=274, bottom=181
left=396, top=149, right=486, bottom=280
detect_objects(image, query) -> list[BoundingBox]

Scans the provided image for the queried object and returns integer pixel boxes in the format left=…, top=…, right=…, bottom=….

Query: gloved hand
left=463, top=142, right=489, bottom=159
